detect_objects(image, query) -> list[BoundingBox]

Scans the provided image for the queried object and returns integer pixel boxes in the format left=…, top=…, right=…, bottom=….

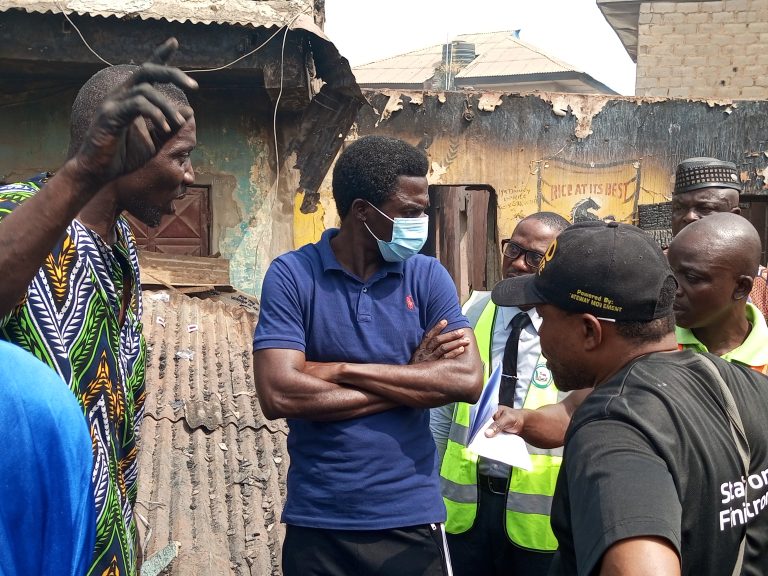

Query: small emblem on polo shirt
left=405, top=295, right=415, bottom=310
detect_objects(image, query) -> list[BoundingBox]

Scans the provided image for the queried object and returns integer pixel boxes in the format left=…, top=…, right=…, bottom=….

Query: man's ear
left=734, top=274, right=753, bottom=300
left=580, top=314, right=603, bottom=352
left=351, top=198, right=369, bottom=223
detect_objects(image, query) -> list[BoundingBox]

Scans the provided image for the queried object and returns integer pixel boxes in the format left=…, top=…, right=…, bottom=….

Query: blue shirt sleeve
left=424, top=259, right=470, bottom=334
left=253, top=256, right=307, bottom=352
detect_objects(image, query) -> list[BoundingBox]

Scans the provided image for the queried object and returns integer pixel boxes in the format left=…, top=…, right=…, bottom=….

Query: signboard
left=537, top=159, right=641, bottom=223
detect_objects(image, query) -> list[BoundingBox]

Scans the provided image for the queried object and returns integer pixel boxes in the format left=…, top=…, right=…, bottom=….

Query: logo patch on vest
left=405, top=295, right=415, bottom=310
left=532, top=363, right=553, bottom=388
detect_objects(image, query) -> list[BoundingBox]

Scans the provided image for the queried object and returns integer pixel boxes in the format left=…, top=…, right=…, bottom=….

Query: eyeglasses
left=501, top=240, right=545, bottom=269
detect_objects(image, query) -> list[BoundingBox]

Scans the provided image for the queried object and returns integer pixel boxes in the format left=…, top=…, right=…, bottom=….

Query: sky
left=323, top=0, right=636, bottom=96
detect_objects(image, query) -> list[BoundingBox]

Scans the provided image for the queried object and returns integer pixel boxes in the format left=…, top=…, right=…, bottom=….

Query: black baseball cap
left=673, top=157, right=741, bottom=195
left=492, top=221, right=676, bottom=321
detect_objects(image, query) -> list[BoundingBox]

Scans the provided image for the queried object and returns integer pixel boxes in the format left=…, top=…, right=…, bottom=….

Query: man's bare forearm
left=488, top=388, right=593, bottom=448
left=260, top=373, right=398, bottom=421
left=295, top=330, right=482, bottom=409
left=254, top=350, right=398, bottom=421
left=270, top=375, right=398, bottom=421
left=519, top=387, right=593, bottom=447
left=336, top=354, right=483, bottom=408
left=0, top=162, right=98, bottom=316
left=514, top=404, right=571, bottom=449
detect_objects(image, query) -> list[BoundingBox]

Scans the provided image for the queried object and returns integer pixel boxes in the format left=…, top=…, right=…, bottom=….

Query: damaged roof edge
left=597, top=0, right=702, bottom=64
left=0, top=0, right=315, bottom=28
left=596, top=0, right=642, bottom=63
left=294, top=14, right=364, bottom=100
left=288, top=16, right=367, bottom=214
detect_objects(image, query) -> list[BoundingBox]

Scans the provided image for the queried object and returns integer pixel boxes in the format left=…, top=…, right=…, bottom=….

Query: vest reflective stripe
left=506, top=491, right=554, bottom=516
left=447, top=420, right=470, bottom=445
left=529, top=445, right=563, bottom=457
left=440, top=298, right=561, bottom=551
left=441, top=476, right=478, bottom=503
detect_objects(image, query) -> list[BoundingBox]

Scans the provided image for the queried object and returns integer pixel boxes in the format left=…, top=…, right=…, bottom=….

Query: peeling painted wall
left=294, top=90, right=768, bottom=247
left=0, top=87, right=74, bottom=182
left=189, top=90, right=282, bottom=296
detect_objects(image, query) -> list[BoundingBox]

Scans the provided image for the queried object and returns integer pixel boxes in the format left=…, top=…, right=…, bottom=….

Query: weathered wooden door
left=424, top=185, right=500, bottom=302
left=126, top=185, right=211, bottom=256
left=740, top=195, right=768, bottom=265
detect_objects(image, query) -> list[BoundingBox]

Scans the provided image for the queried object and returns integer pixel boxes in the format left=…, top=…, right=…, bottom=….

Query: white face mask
left=364, top=202, right=429, bottom=262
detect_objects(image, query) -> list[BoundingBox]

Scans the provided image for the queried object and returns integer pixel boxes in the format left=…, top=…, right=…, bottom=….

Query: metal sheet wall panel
left=137, top=290, right=288, bottom=575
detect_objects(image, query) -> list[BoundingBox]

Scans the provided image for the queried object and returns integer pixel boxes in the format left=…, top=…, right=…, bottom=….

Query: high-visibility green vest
left=440, top=297, right=562, bottom=551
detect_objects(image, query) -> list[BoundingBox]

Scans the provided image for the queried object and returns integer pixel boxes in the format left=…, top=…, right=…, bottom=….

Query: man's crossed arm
left=253, top=320, right=483, bottom=421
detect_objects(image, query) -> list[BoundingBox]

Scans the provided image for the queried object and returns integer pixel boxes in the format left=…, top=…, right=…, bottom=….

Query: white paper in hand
left=467, top=417, right=533, bottom=471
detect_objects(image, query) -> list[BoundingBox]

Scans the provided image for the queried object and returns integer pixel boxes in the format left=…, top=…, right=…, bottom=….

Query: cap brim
left=491, top=275, right=548, bottom=308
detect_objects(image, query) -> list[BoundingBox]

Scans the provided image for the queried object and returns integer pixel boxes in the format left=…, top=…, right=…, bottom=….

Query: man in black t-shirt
left=491, top=221, right=768, bottom=576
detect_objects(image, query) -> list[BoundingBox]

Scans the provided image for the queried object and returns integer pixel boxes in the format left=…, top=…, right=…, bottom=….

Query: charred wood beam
left=291, top=86, right=362, bottom=213
left=288, top=32, right=367, bottom=213
left=262, top=39, right=312, bottom=111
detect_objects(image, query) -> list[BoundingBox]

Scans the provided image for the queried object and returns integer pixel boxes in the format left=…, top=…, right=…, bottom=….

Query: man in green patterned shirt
left=0, top=39, right=197, bottom=576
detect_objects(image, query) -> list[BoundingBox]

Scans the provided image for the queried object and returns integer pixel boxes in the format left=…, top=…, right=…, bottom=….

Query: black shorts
left=282, top=523, right=453, bottom=576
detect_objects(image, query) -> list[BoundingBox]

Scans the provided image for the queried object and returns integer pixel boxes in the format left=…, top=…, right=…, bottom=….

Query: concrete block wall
left=636, top=0, right=768, bottom=98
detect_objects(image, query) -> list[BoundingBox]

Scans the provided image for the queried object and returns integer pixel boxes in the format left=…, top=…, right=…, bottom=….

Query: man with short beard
left=0, top=39, right=197, bottom=576
left=670, top=157, right=742, bottom=237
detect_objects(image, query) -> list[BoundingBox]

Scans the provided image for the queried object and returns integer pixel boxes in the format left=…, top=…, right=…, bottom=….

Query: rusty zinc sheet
left=136, top=290, right=288, bottom=576
left=0, top=0, right=313, bottom=27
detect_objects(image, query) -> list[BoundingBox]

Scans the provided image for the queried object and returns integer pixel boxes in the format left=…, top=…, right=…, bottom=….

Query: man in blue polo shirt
left=253, top=135, right=483, bottom=576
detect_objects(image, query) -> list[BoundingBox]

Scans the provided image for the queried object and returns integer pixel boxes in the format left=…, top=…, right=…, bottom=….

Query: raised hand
left=74, top=38, right=198, bottom=188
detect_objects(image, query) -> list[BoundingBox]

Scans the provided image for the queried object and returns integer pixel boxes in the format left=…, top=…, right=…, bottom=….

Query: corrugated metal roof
left=0, top=0, right=314, bottom=28
left=352, top=31, right=578, bottom=86
left=137, top=290, right=289, bottom=576
left=353, top=48, right=443, bottom=86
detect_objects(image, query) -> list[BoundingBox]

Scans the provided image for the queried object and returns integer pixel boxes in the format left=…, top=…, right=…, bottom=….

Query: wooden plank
left=138, top=251, right=230, bottom=287
left=741, top=196, right=768, bottom=266
left=438, top=188, right=462, bottom=297
left=467, top=188, right=490, bottom=291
